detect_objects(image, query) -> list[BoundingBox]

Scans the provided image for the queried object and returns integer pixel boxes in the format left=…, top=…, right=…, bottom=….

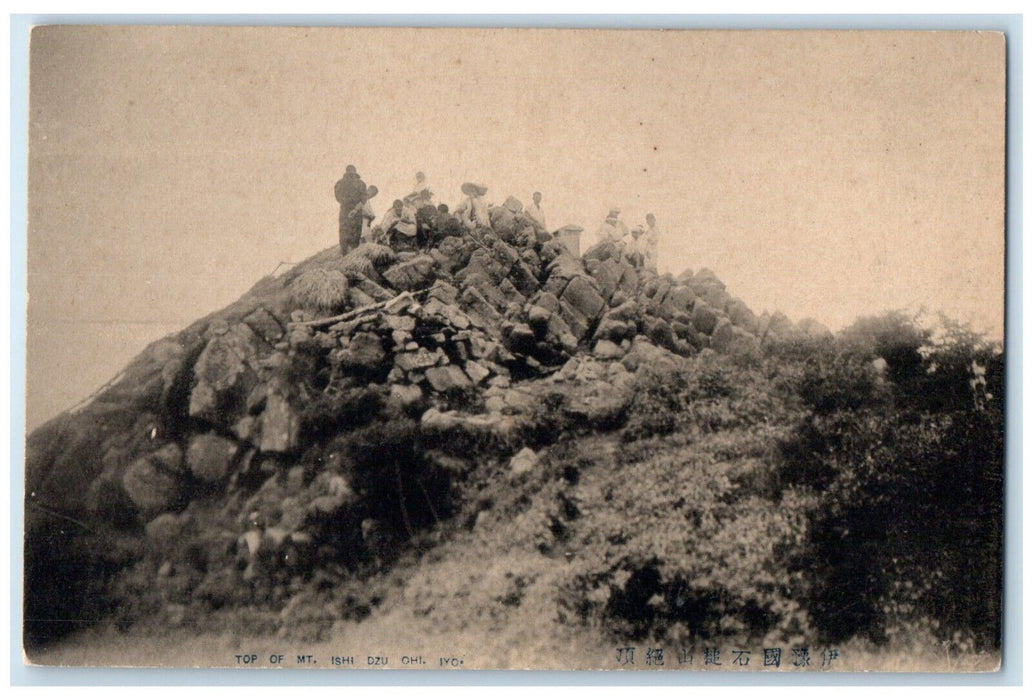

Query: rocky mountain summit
left=29, top=217, right=1000, bottom=665
left=27, top=224, right=829, bottom=648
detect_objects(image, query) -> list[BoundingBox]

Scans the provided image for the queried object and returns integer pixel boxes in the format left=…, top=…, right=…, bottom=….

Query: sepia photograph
left=21, top=24, right=1007, bottom=672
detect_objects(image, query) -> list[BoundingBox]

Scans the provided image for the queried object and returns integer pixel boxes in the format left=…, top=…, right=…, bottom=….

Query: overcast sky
left=26, top=26, right=1005, bottom=430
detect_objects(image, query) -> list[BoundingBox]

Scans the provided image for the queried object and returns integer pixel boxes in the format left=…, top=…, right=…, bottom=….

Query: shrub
left=344, top=413, right=454, bottom=539
left=796, top=353, right=887, bottom=414
left=775, top=313, right=1004, bottom=649
left=793, top=405, right=1003, bottom=649
left=558, top=445, right=813, bottom=645
left=621, top=354, right=789, bottom=442
left=297, top=384, right=385, bottom=444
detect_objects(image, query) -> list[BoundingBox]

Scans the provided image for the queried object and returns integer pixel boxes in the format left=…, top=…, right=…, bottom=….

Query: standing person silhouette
left=334, top=165, right=367, bottom=254
left=527, top=191, right=547, bottom=231
left=644, top=213, right=660, bottom=272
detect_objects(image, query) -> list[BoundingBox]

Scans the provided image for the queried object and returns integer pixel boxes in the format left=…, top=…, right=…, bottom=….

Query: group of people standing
left=595, top=207, right=660, bottom=272
left=334, top=167, right=661, bottom=272
left=334, top=167, right=550, bottom=255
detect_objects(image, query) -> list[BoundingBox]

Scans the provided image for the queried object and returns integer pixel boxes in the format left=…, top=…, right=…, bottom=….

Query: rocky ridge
left=24, top=225, right=829, bottom=646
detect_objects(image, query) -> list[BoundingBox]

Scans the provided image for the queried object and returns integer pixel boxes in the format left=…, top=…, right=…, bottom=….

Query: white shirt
left=527, top=202, right=547, bottom=230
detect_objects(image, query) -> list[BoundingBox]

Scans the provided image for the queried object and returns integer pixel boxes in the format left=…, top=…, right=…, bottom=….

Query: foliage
left=297, top=383, right=385, bottom=443
left=557, top=436, right=812, bottom=646
left=777, top=311, right=1005, bottom=650
left=343, top=411, right=455, bottom=538
left=621, top=353, right=789, bottom=442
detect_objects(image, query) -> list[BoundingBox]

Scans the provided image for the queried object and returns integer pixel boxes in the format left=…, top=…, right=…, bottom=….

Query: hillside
left=23, top=215, right=1004, bottom=670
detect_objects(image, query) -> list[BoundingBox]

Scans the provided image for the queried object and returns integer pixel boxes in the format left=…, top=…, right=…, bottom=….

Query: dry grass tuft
left=290, top=267, right=349, bottom=311
left=352, top=243, right=397, bottom=268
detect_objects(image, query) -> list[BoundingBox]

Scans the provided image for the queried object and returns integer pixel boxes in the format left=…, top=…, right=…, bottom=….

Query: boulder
left=526, top=304, right=553, bottom=335
left=564, top=372, right=636, bottom=428
left=504, top=322, right=537, bottom=354
left=122, top=443, right=184, bottom=518
left=542, top=253, right=586, bottom=295
left=658, top=285, right=696, bottom=321
left=186, top=433, right=239, bottom=483
left=336, top=332, right=386, bottom=372
left=460, top=286, right=503, bottom=326
left=561, top=276, right=606, bottom=322
left=382, top=254, right=436, bottom=291
left=615, top=264, right=639, bottom=298
left=425, top=365, right=473, bottom=393
left=509, top=447, right=539, bottom=476
left=711, top=318, right=761, bottom=358
left=726, top=297, right=759, bottom=334
left=593, top=317, right=635, bottom=343
left=796, top=318, right=833, bottom=340
left=389, top=383, right=425, bottom=409
left=497, top=277, right=527, bottom=305
left=243, top=307, right=285, bottom=345
left=589, top=258, right=623, bottom=302
left=508, top=260, right=541, bottom=298
left=422, top=298, right=472, bottom=330
left=558, top=299, right=592, bottom=341
left=145, top=512, right=185, bottom=542
left=354, top=278, right=394, bottom=302
left=394, top=347, right=445, bottom=372
left=428, top=281, right=459, bottom=305
left=188, top=324, right=260, bottom=424
left=644, top=317, right=680, bottom=353
left=700, top=285, right=731, bottom=311
left=582, top=240, right=620, bottom=263
left=259, top=391, right=300, bottom=453
left=382, top=314, right=416, bottom=332
left=464, top=360, right=491, bottom=385
left=490, top=238, right=521, bottom=268
left=489, top=206, right=519, bottom=241
left=531, top=291, right=561, bottom=313
left=690, top=268, right=726, bottom=294
left=691, top=301, right=720, bottom=335
left=420, top=407, right=520, bottom=444
left=593, top=339, right=625, bottom=360
left=764, top=311, right=794, bottom=341
left=545, top=313, right=579, bottom=353
left=621, top=335, right=680, bottom=373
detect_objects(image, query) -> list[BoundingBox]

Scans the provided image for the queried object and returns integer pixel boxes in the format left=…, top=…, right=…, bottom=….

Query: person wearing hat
left=596, top=207, right=628, bottom=245
left=644, top=213, right=660, bottom=272
left=527, top=191, right=547, bottom=232
left=335, top=165, right=367, bottom=254
left=456, top=182, right=491, bottom=231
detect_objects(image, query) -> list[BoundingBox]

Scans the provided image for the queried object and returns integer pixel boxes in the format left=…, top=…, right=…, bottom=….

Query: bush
left=621, top=354, right=788, bottom=442
left=774, top=313, right=1004, bottom=649
left=796, top=354, right=887, bottom=414
left=791, top=405, right=1003, bottom=649
left=344, top=413, right=454, bottom=540
left=558, top=445, right=813, bottom=645
left=297, top=384, right=385, bottom=443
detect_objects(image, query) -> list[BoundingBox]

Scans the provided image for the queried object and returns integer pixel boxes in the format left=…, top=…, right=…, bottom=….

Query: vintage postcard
left=23, top=25, right=1006, bottom=672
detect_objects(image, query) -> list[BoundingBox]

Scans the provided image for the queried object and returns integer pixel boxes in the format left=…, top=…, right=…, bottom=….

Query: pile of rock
left=24, top=202, right=830, bottom=642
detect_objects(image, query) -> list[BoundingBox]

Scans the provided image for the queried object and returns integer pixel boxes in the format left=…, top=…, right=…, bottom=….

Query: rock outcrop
left=24, top=206, right=816, bottom=646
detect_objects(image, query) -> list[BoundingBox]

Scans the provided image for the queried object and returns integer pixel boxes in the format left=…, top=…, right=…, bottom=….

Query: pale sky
left=26, top=27, right=1006, bottom=430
